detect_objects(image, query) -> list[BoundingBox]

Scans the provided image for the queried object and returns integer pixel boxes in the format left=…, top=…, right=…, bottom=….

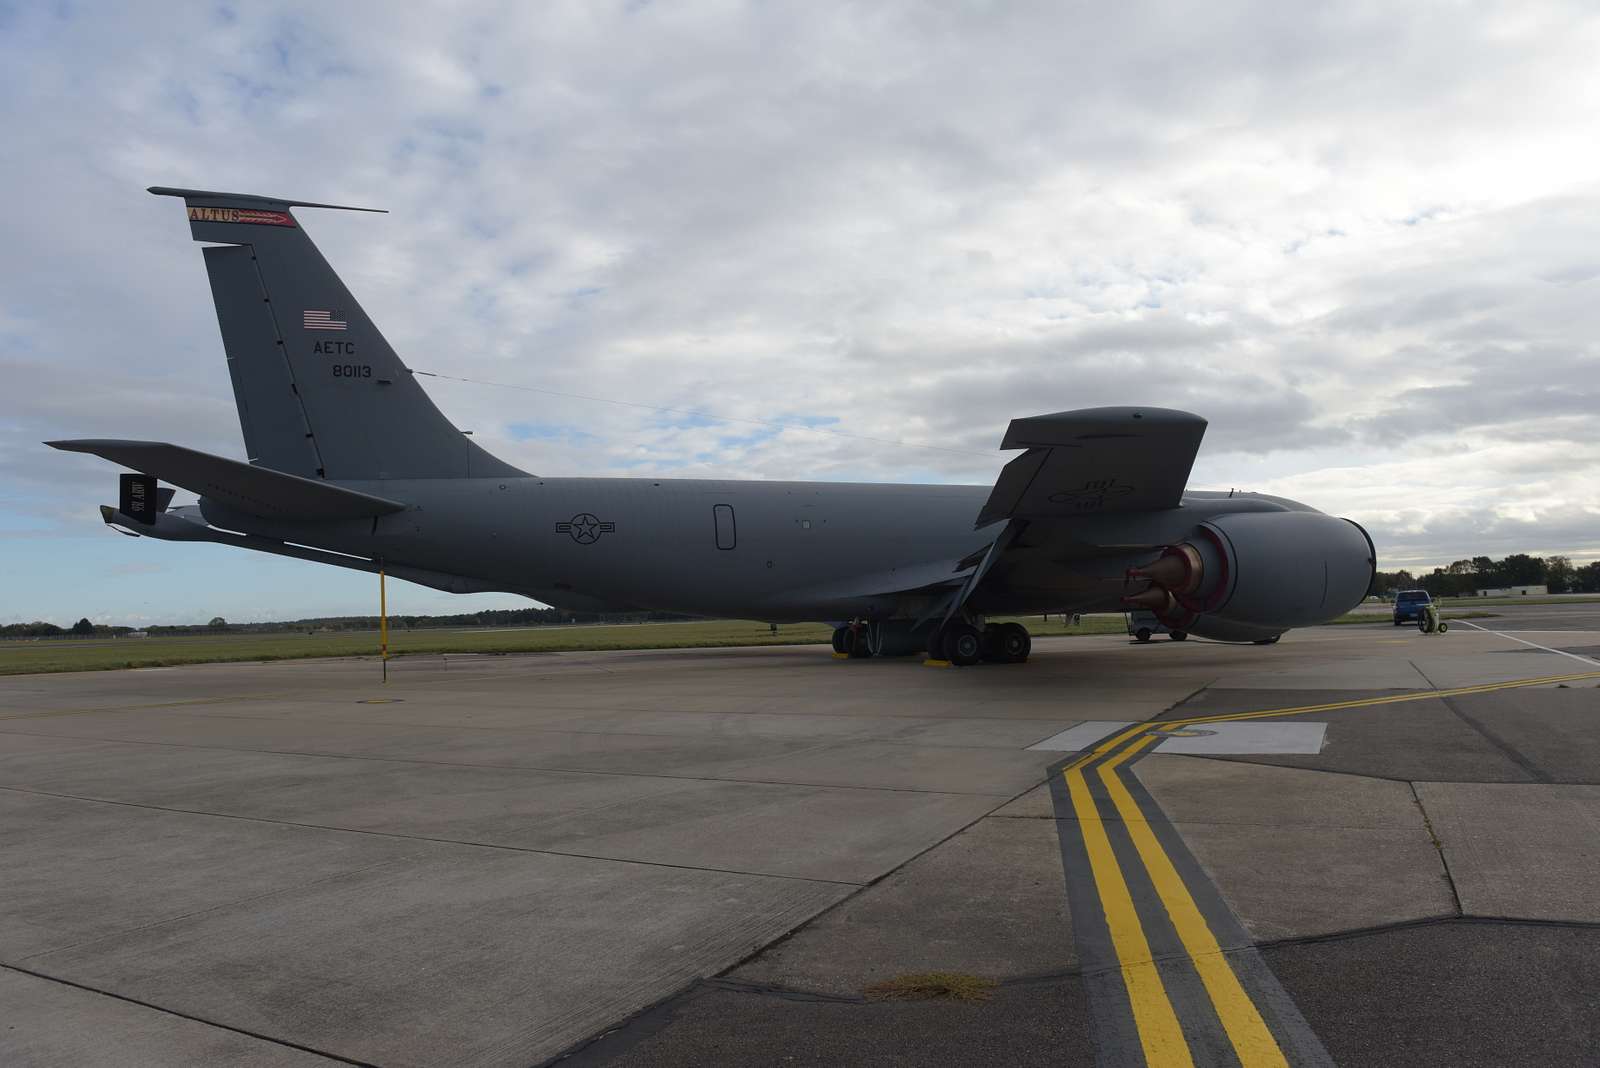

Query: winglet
left=147, top=186, right=386, bottom=213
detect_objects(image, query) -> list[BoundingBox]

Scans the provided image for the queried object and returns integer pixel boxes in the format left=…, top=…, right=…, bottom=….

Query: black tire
left=1438, top=622, right=1449, bottom=634
left=925, top=627, right=948, bottom=660
left=1393, top=620, right=1401, bottom=626
left=831, top=626, right=849, bottom=654
left=997, top=622, right=1031, bottom=662
left=847, top=627, right=874, bottom=658
left=945, top=623, right=983, bottom=666
left=1135, top=628, right=1152, bottom=643
left=1169, top=630, right=1188, bottom=642
left=1253, top=636, right=1280, bottom=645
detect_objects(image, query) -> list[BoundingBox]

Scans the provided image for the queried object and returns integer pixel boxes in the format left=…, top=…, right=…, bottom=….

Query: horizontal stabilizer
left=47, top=440, right=406, bottom=520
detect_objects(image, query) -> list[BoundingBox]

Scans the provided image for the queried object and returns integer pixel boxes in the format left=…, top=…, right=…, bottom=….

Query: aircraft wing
left=974, top=407, right=1207, bottom=528
left=46, top=439, right=407, bottom=520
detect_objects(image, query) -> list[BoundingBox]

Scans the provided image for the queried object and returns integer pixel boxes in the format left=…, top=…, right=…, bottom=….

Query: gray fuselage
left=204, top=476, right=1312, bottom=623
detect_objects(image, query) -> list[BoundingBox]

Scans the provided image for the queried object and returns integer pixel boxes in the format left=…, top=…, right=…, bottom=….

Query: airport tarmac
left=2, top=602, right=1598, bottom=1066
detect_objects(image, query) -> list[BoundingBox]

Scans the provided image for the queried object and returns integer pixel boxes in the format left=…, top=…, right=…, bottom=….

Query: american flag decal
left=303, top=310, right=348, bottom=331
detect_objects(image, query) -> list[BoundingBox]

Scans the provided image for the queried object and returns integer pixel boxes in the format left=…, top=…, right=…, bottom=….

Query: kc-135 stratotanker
left=50, top=188, right=1376, bottom=665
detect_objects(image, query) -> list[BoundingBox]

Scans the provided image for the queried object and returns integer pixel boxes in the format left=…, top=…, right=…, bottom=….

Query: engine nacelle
left=1129, top=511, right=1375, bottom=633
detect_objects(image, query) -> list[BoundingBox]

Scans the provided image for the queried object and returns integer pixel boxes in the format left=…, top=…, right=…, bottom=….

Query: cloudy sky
left=3, top=1, right=1598, bottom=625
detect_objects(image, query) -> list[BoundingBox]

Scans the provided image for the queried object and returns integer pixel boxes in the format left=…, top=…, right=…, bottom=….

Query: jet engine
left=1124, top=511, right=1375, bottom=639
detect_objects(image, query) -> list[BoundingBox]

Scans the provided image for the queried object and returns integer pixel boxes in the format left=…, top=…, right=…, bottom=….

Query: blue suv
left=1393, top=589, right=1432, bottom=626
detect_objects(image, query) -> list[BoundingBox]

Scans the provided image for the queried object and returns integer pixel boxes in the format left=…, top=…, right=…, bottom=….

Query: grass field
left=0, top=609, right=1486, bottom=677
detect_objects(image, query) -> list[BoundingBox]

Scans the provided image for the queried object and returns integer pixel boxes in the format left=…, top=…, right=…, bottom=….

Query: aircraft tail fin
left=149, top=186, right=522, bottom=481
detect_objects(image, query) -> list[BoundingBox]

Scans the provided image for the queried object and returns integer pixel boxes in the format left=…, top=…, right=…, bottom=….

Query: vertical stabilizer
left=150, top=186, right=522, bottom=481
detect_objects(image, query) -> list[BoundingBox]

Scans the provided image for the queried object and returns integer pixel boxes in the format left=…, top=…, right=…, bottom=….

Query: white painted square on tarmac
left=1027, top=722, right=1136, bottom=751
left=1151, top=720, right=1327, bottom=755
left=1025, top=719, right=1327, bottom=755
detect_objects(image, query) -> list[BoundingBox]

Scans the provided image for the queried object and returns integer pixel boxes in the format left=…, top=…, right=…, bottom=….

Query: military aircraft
left=49, top=187, right=1376, bottom=665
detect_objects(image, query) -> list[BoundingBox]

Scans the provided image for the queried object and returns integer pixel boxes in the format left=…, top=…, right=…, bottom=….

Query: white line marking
left=1459, top=621, right=1600, bottom=667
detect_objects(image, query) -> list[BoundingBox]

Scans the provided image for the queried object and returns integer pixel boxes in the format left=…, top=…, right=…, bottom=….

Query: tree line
left=2, top=607, right=697, bottom=639
left=1372, top=554, right=1600, bottom=599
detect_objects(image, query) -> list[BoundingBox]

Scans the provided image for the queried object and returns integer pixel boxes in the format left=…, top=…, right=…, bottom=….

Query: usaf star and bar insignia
left=554, top=513, right=616, bottom=544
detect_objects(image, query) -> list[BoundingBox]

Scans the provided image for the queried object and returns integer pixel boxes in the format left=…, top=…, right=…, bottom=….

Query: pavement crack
left=0, top=726, right=1016, bottom=797
left=0, top=783, right=864, bottom=887
left=0, top=961, right=376, bottom=1066
left=1408, top=780, right=1464, bottom=917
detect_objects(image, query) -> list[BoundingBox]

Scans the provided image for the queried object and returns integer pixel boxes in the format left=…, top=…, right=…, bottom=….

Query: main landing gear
left=926, top=621, right=1031, bottom=666
left=832, top=620, right=1032, bottom=666
left=831, top=624, right=873, bottom=658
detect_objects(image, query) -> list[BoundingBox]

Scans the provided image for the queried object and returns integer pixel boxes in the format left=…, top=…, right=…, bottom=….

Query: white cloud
left=3, top=0, right=1599, bottom=621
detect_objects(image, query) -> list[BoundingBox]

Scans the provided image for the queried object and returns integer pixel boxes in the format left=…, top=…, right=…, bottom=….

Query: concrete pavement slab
left=1208, top=655, right=1431, bottom=691
left=732, top=816, right=1075, bottom=996
left=586, top=977, right=1097, bottom=1068
left=28, top=846, right=849, bottom=1068
left=1414, top=782, right=1600, bottom=920
left=4, top=742, right=993, bottom=883
left=0, top=742, right=695, bottom=842
left=516, top=778, right=1001, bottom=883
left=718, top=739, right=1051, bottom=795
left=1410, top=647, right=1596, bottom=688
left=1266, top=921, right=1600, bottom=1068
left=990, top=783, right=1055, bottom=819
left=1136, top=757, right=1456, bottom=939
left=1439, top=686, right=1600, bottom=783
left=0, top=789, right=426, bottom=959
left=0, top=968, right=339, bottom=1067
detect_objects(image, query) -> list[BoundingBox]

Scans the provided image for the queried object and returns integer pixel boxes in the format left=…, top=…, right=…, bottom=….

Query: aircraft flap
left=47, top=439, right=407, bottom=521
left=975, top=407, right=1207, bottom=527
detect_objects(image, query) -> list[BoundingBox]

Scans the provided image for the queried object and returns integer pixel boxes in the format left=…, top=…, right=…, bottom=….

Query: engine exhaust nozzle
left=1129, top=543, right=1204, bottom=596
left=1123, top=586, right=1178, bottom=614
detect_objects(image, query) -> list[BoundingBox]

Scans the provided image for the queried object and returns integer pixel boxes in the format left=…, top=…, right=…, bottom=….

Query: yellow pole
left=379, top=565, right=389, bottom=683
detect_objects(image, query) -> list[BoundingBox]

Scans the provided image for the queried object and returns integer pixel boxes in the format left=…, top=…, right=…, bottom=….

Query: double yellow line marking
left=1066, top=738, right=1287, bottom=1067
left=1066, top=736, right=1194, bottom=1065
left=1062, top=667, right=1600, bottom=1065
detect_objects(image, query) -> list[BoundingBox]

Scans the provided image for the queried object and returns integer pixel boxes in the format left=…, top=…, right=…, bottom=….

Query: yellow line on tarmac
left=1064, top=737, right=1194, bottom=1068
left=1097, top=744, right=1288, bottom=1068
left=1167, top=669, right=1600, bottom=729
left=1063, top=669, right=1600, bottom=770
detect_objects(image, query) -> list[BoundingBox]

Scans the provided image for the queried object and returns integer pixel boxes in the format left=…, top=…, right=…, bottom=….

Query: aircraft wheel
left=847, top=626, right=874, bottom=658
left=1438, top=622, right=1449, bottom=634
left=993, top=622, right=1030, bottom=663
left=945, top=623, right=984, bottom=666
left=831, top=626, right=849, bottom=654
left=1135, top=628, right=1153, bottom=643
left=925, top=627, right=947, bottom=660
left=1169, top=630, right=1188, bottom=642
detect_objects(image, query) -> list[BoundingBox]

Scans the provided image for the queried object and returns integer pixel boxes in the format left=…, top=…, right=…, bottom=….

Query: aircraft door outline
left=713, top=503, right=736, bottom=550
